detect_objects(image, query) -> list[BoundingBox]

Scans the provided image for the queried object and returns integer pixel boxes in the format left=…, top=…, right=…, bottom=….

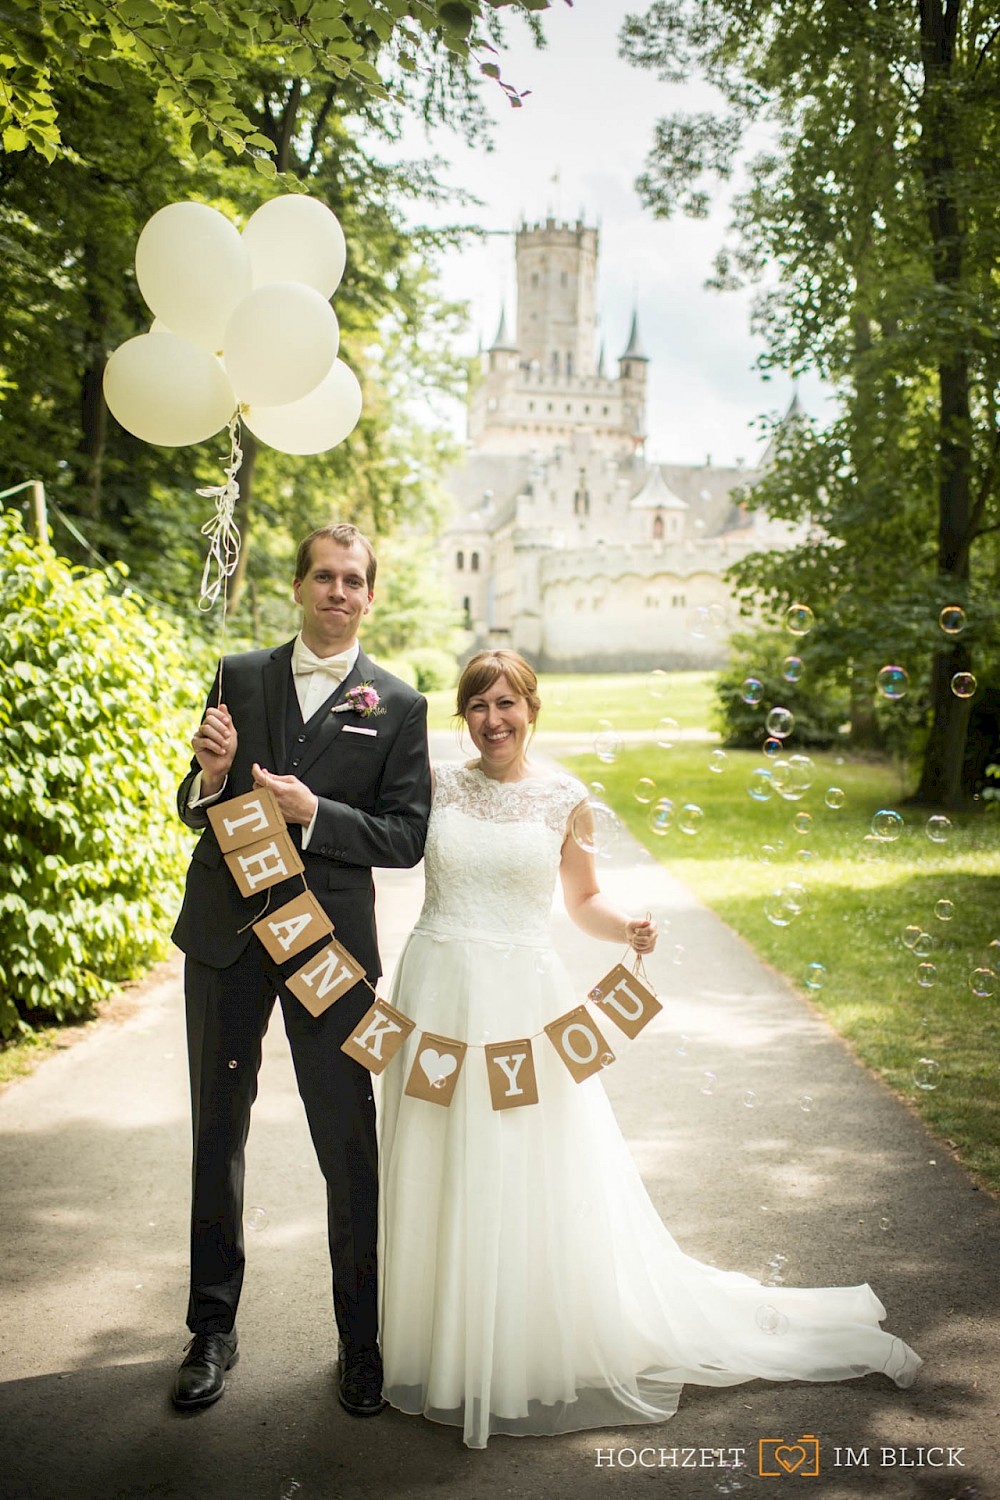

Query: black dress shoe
left=171, top=1331, right=239, bottom=1411
left=338, top=1343, right=386, bottom=1416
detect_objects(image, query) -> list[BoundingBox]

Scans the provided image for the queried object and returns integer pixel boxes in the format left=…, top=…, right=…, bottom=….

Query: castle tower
left=618, top=308, right=649, bottom=449
left=515, top=217, right=599, bottom=378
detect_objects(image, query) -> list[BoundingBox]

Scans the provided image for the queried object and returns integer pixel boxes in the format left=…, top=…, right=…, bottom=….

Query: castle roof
left=489, top=305, right=518, bottom=352
left=620, top=310, right=648, bottom=362
left=629, top=465, right=688, bottom=511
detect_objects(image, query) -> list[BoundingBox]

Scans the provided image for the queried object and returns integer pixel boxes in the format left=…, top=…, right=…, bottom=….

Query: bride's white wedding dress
left=377, top=763, right=920, bottom=1449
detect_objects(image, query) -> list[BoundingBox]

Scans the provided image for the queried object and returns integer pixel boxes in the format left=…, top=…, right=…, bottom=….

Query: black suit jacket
left=171, top=641, right=430, bottom=977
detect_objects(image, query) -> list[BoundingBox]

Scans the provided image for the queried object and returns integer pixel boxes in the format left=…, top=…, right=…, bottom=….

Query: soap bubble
left=901, top=925, right=921, bottom=949
left=759, top=844, right=778, bottom=863
left=871, top=808, right=903, bottom=841
left=648, top=668, right=669, bottom=700
left=228, top=1059, right=238, bottom=1070
left=765, top=883, right=807, bottom=926
left=934, top=899, right=955, bottom=922
left=797, top=848, right=813, bottom=864
left=700, top=1070, right=717, bottom=1096
left=876, top=665, right=909, bottom=700
left=951, top=672, right=977, bottom=699
left=925, top=814, right=952, bottom=843
left=824, top=786, right=846, bottom=810
left=915, top=962, right=937, bottom=988
left=938, top=605, right=966, bottom=635
left=708, top=749, right=728, bottom=773
left=672, top=944, right=686, bottom=965
left=782, top=655, right=804, bottom=682
left=799, top=1093, right=814, bottom=1113
left=879, top=1216, right=892, bottom=1232
left=969, top=968, right=997, bottom=999
left=648, top=798, right=674, bottom=836
left=594, top=728, right=621, bottom=763
left=571, top=800, right=621, bottom=857
left=804, top=962, right=827, bottom=990
left=633, top=777, right=657, bottom=805
left=785, top=603, right=815, bottom=636
left=762, top=737, right=783, bottom=757
left=783, top=881, right=808, bottom=915
left=678, top=803, right=704, bottom=835
left=765, top=706, right=794, bottom=739
left=741, top=677, right=765, bottom=706
left=756, top=1304, right=789, bottom=1335
left=748, top=768, right=774, bottom=802
left=794, top=812, right=813, bottom=835
left=764, top=1251, right=788, bottom=1284
left=599, top=1051, right=615, bottom=1069
left=589, top=780, right=606, bottom=797
left=981, top=937, right=1000, bottom=973
left=280, top=1482, right=302, bottom=1500
left=913, top=931, right=934, bottom=958
left=245, top=1206, right=268, bottom=1232
left=687, top=604, right=712, bottom=638
left=743, top=1090, right=758, bottom=1109
left=772, top=755, right=812, bottom=801
left=913, top=1057, right=940, bottom=1090
left=655, top=716, right=680, bottom=750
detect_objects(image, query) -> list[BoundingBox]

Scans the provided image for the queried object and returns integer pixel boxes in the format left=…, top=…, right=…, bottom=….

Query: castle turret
left=618, top=309, right=649, bottom=447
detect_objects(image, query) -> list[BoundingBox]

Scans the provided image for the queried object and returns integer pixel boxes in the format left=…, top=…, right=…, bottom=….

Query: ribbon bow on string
left=196, top=414, right=244, bottom=612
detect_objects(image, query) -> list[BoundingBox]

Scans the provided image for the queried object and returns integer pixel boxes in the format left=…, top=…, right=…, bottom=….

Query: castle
left=443, top=216, right=804, bottom=671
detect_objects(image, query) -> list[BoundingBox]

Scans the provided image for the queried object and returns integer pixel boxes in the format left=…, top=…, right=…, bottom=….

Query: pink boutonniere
left=332, top=682, right=386, bottom=718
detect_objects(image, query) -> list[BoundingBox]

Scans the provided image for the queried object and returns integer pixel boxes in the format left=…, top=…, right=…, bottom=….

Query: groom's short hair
left=295, top=524, right=377, bottom=591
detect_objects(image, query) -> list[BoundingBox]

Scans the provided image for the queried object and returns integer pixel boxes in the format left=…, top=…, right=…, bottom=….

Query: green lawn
left=561, top=735, right=1000, bottom=1191
left=425, top=669, right=718, bottom=734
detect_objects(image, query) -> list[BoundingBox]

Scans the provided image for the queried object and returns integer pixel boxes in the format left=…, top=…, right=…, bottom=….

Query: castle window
left=652, top=515, right=664, bottom=540
left=566, top=352, right=574, bottom=376
left=532, top=273, right=539, bottom=288
left=462, top=596, right=472, bottom=627
left=602, top=405, right=609, bottom=415
left=560, top=271, right=567, bottom=287
left=528, top=401, right=534, bottom=412
left=672, top=593, right=686, bottom=608
left=565, top=404, right=572, bottom=414
left=584, top=404, right=590, bottom=414
left=645, top=594, right=659, bottom=608
left=470, top=552, right=480, bottom=572
left=551, top=350, right=560, bottom=375
left=547, top=402, right=554, bottom=412
left=456, top=551, right=464, bottom=570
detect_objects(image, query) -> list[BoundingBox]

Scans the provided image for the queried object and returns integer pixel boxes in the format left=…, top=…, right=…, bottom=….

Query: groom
left=170, top=522, right=431, bottom=1416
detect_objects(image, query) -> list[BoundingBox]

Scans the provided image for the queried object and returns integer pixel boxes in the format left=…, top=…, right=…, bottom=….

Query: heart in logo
left=774, top=1446, right=808, bottom=1473
left=419, top=1048, right=457, bottom=1087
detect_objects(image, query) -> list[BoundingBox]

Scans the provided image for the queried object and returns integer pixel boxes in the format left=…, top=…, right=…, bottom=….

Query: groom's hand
left=252, top=764, right=319, bottom=828
left=193, top=705, right=237, bottom=796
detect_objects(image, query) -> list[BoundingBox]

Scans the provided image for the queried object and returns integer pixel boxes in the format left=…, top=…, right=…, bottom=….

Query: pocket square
left=342, top=724, right=378, bottom=737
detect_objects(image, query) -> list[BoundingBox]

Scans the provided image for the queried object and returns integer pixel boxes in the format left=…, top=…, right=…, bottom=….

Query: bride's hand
left=625, top=917, right=657, bottom=954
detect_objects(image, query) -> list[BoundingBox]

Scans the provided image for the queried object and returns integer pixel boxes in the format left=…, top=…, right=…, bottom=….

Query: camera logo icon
left=758, top=1434, right=821, bottom=1477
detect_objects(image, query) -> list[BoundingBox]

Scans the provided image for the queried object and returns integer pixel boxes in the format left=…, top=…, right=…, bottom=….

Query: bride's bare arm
left=558, top=806, right=656, bottom=954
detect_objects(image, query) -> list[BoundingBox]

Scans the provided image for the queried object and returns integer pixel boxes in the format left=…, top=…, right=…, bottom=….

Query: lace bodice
left=416, top=762, right=588, bottom=945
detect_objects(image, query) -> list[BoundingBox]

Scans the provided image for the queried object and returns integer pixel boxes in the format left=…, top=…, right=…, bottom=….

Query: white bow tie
left=292, top=641, right=354, bottom=682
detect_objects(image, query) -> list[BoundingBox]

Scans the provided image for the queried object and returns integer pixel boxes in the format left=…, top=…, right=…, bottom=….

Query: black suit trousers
left=184, top=943, right=379, bottom=1346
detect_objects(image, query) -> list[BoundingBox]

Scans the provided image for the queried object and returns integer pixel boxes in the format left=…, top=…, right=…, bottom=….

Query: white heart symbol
left=419, top=1048, right=457, bottom=1086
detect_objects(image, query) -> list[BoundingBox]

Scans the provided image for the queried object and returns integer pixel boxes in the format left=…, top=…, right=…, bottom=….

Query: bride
left=377, top=648, right=920, bottom=1449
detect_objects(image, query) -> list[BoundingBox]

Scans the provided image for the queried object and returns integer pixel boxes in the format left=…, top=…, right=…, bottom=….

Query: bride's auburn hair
left=456, top=649, right=541, bottom=724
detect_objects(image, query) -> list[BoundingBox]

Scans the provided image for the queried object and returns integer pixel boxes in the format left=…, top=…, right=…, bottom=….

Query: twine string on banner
left=196, top=412, right=244, bottom=706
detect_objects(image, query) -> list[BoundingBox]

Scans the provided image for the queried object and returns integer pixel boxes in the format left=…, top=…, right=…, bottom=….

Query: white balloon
left=223, top=282, right=339, bottom=407
left=242, top=195, right=347, bottom=297
left=244, top=358, right=362, bottom=455
left=103, top=332, right=236, bottom=447
left=135, top=202, right=252, bottom=353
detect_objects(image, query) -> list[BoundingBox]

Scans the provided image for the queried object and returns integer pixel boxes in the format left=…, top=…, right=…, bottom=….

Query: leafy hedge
left=0, top=512, right=200, bottom=1037
left=714, top=625, right=850, bottom=749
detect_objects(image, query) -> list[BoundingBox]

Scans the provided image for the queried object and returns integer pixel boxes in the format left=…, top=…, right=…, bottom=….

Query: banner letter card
left=403, top=1032, right=467, bottom=1107
left=253, top=891, right=333, bottom=964
left=286, top=937, right=366, bottom=1017
left=484, top=1038, right=539, bottom=1111
left=544, top=1006, right=614, bottom=1083
left=208, top=787, right=285, bottom=852
left=590, top=964, right=663, bottom=1040
left=341, top=999, right=415, bottom=1074
left=224, top=831, right=304, bottom=897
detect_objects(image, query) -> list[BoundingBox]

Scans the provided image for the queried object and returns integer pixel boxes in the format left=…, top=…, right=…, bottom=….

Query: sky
left=394, top=0, right=831, bottom=468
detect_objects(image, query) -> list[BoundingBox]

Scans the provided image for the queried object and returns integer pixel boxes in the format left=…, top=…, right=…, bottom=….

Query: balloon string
left=197, top=413, right=243, bottom=617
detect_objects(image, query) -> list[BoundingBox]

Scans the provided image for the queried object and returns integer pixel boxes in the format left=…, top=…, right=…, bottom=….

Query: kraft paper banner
left=253, top=889, right=333, bottom=963
left=286, top=935, right=366, bottom=1017
left=590, top=964, right=663, bottom=1040
left=403, top=1032, right=468, bottom=1107
left=341, top=998, right=415, bottom=1073
left=484, top=1038, right=540, bottom=1111
left=544, top=1006, right=614, bottom=1084
left=208, top=786, right=284, bottom=852
left=224, top=828, right=304, bottom=897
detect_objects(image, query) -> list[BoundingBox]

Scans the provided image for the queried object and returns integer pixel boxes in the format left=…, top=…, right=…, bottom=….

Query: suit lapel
left=262, top=640, right=295, bottom=772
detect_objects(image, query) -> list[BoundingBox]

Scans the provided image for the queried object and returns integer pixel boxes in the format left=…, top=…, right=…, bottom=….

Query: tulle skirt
left=377, top=926, right=921, bottom=1449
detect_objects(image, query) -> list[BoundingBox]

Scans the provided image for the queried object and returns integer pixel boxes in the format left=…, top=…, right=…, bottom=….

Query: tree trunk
left=912, top=0, right=974, bottom=808
left=79, top=238, right=108, bottom=521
